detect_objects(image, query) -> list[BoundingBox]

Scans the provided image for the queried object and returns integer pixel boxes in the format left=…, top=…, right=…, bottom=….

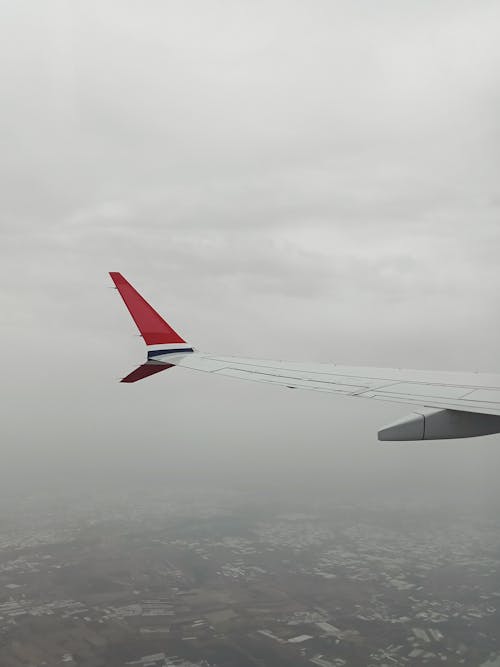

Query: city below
left=0, top=486, right=498, bottom=667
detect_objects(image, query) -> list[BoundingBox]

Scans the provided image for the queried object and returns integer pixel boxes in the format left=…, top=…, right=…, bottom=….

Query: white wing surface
left=160, top=352, right=500, bottom=416
left=110, top=272, right=500, bottom=441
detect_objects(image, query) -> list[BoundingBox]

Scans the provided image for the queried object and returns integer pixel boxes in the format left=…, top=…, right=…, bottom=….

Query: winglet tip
left=109, top=271, right=126, bottom=285
left=109, top=272, right=188, bottom=346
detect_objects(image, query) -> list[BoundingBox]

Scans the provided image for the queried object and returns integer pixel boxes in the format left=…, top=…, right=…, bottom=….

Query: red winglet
left=110, top=272, right=186, bottom=345
left=121, top=362, right=174, bottom=383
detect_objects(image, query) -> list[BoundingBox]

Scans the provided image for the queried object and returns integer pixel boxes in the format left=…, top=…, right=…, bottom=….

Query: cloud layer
left=1, top=0, right=500, bottom=502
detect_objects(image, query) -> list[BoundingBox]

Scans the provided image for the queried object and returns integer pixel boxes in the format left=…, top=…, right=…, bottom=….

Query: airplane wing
left=109, top=272, right=500, bottom=441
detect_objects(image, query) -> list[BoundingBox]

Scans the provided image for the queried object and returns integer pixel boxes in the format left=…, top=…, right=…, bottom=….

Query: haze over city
left=1, top=2, right=500, bottom=665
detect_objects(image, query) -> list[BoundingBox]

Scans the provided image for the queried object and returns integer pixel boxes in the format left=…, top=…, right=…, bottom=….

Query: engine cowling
left=378, top=408, right=500, bottom=441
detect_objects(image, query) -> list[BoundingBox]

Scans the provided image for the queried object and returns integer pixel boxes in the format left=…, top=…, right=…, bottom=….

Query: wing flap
left=217, top=368, right=367, bottom=394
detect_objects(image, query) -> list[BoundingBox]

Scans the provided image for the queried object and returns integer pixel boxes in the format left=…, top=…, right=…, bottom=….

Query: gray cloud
left=1, top=0, right=500, bottom=503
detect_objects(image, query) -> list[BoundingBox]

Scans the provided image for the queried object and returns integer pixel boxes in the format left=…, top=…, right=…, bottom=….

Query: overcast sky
left=1, top=1, right=500, bottom=505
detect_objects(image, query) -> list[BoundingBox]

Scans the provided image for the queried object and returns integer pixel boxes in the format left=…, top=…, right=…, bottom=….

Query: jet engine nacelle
left=378, top=408, right=500, bottom=441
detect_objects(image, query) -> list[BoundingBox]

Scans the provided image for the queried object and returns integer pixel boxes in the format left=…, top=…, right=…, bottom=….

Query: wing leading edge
left=110, top=272, right=500, bottom=441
